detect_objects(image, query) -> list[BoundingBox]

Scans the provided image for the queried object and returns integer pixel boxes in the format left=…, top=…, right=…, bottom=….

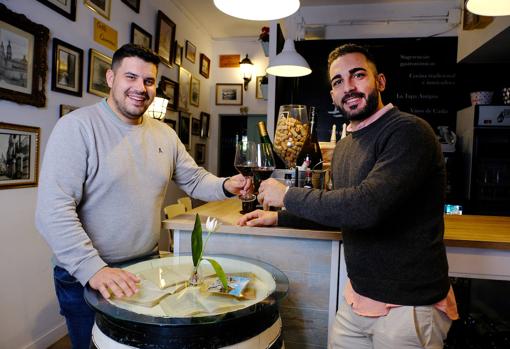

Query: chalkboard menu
left=276, top=37, right=458, bottom=141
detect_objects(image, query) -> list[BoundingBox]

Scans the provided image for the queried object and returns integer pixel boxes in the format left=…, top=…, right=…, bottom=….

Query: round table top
left=84, top=254, right=289, bottom=327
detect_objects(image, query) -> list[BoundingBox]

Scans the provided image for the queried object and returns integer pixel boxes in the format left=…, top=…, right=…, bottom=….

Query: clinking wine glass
left=234, top=140, right=257, bottom=213
left=253, top=143, right=275, bottom=194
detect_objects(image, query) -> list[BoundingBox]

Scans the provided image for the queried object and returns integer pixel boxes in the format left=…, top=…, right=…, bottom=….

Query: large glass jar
left=273, top=105, right=309, bottom=168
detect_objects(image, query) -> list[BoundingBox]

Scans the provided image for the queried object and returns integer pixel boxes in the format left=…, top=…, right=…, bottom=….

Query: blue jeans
left=53, top=265, right=95, bottom=349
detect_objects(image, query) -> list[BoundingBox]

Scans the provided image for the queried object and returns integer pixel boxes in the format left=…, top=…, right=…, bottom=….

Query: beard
left=337, top=88, right=380, bottom=122
left=112, top=89, right=151, bottom=120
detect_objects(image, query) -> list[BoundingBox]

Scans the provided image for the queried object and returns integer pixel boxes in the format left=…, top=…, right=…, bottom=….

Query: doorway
left=218, top=114, right=266, bottom=177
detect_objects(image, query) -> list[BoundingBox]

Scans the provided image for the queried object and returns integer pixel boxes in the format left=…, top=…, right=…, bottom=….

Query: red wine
left=235, top=164, right=255, bottom=176
left=253, top=167, right=274, bottom=180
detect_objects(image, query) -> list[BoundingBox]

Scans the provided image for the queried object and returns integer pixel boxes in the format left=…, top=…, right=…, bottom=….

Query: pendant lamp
left=466, top=0, right=510, bottom=16
left=213, top=0, right=300, bottom=21
left=266, top=38, right=311, bottom=77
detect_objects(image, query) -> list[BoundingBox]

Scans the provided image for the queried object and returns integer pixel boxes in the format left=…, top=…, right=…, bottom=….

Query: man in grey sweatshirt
left=35, top=44, right=249, bottom=349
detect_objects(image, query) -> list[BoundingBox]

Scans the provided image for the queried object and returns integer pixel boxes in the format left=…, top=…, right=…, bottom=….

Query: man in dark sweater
left=239, top=44, right=458, bottom=348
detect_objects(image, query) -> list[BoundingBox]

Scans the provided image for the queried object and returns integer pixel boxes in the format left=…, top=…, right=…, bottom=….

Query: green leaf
left=191, top=214, right=202, bottom=267
left=204, top=258, right=228, bottom=290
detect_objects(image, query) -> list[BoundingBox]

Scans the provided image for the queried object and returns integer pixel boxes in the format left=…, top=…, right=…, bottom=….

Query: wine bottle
left=303, top=168, right=313, bottom=189
left=296, top=106, right=323, bottom=170
left=257, top=121, right=286, bottom=169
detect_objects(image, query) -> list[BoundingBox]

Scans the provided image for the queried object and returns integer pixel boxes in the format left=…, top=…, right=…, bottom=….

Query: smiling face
left=106, top=56, right=157, bottom=125
left=329, top=52, right=386, bottom=124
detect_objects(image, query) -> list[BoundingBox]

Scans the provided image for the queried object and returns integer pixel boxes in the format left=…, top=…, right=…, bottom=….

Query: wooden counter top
left=162, top=198, right=341, bottom=241
left=163, top=198, right=510, bottom=249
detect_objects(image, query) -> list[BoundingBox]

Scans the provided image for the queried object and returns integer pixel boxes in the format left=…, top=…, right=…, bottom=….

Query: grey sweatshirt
left=36, top=100, right=228, bottom=285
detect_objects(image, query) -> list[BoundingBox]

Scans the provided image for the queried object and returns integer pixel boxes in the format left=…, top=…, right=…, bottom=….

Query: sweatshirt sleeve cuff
left=73, top=256, right=108, bottom=286
left=222, top=178, right=236, bottom=197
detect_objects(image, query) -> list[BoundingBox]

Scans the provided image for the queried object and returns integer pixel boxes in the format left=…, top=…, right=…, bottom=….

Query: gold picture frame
left=87, top=49, right=112, bottom=98
left=84, top=0, right=111, bottom=20
left=0, top=122, right=40, bottom=189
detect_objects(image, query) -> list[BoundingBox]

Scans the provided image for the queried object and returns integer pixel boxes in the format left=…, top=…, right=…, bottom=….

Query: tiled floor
left=46, top=335, right=71, bottom=349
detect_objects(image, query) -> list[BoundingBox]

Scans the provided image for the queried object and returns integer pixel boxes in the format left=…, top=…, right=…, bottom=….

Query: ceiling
left=170, top=0, right=425, bottom=39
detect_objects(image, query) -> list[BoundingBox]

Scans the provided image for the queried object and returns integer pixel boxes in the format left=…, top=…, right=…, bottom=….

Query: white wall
left=208, top=39, right=269, bottom=174
left=0, top=0, right=216, bottom=347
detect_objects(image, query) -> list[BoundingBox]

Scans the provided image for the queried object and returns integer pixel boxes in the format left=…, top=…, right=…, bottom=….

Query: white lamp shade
left=266, top=38, right=312, bottom=77
left=214, top=0, right=300, bottom=21
left=146, top=96, right=168, bottom=120
left=466, top=0, right=510, bottom=16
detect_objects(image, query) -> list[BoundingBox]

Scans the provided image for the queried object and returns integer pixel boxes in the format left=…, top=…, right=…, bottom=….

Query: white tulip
left=206, top=216, right=219, bottom=233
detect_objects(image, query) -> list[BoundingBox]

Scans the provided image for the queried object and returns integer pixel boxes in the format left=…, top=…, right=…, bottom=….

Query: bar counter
left=163, top=198, right=510, bottom=349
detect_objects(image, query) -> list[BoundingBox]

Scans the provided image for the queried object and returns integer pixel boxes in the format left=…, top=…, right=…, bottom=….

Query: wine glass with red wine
left=234, top=140, right=256, bottom=177
left=253, top=143, right=275, bottom=193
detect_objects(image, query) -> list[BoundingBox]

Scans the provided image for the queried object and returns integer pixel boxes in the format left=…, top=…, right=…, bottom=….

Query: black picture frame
left=164, top=118, right=176, bottom=130
left=121, top=0, right=140, bottom=13
left=200, top=112, right=210, bottom=138
left=191, top=117, right=201, bottom=136
left=36, top=0, right=77, bottom=21
left=178, top=111, right=191, bottom=150
left=130, top=23, right=152, bottom=50
left=52, top=38, right=83, bottom=97
left=195, top=143, right=206, bottom=165
left=59, top=104, right=79, bottom=117
left=155, top=10, right=176, bottom=67
left=199, top=53, right=210, bottom=79
left=160, top=76, right=178, bottom=111
left=0, top=4, right=49, bottom=108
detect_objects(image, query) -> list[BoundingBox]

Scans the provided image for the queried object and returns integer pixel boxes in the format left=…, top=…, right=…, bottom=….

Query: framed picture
left=51, top=38, right=83, bottom=97
left=87, top=49, right=112, bottom=98
left=36, top=0, right=76, bottom=21
left=0, top=4, right=49, bottom=108
left=84, top=0, right=111, bottom=20
left=178, top=66, right=191, bottom=111
left=256, top=76, right=265, bottom=99
left=173, top=41, right=183, bottom=66
left=219, top=54, right=240, bottom=68
left=185, top=40, right=196, bottom=63
left=59, top=104, right=79, bottom=117
left=164, top=118, right=176, bottom=129
left=160, top=76, right=178, bottom=111
left=0, top=122, right=40, bottom=189
left=121, top=0, right=140, bottom=13
left=178, top=111, right=191, bottom=150
left=191, top=117, right=201, bottom=136
left=130, top=23, right=151, bottom=50
left=215, top=83, right=243, bottom=105
left=155, top=10, right=176, bottom=67
left=199, top=53, right=210, bottom=79
left=190, top=76, right=200, bottom=107
left=194, top=143, right=206, bottom=165
left=200, top=112, right=210, bottom=138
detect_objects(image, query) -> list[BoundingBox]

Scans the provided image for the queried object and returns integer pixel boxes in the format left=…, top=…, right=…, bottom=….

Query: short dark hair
left=111, top=43, right=160, bottom=70
left=328, top=43, right=378, bottom=74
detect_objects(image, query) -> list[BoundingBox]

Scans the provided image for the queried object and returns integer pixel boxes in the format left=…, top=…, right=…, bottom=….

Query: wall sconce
left=146, top=82, right=169, bottom=120
left=239, top=54, right=254, bottom=91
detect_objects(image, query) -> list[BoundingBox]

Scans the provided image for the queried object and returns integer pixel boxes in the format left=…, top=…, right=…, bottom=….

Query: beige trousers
left=329, top=300, right=452, bottom=349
